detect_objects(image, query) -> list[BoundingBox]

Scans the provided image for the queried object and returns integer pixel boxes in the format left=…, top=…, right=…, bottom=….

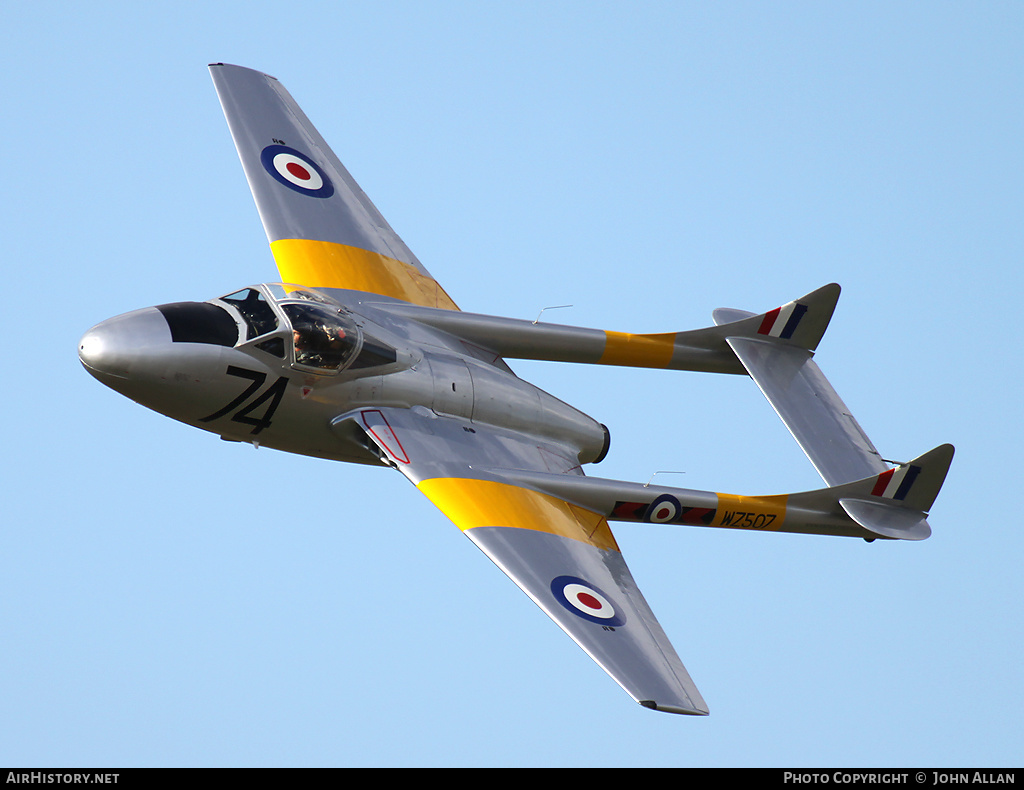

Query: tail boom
left=373, top=283, right=842, bottom=374
left=489, top=444, right=951, bottom=542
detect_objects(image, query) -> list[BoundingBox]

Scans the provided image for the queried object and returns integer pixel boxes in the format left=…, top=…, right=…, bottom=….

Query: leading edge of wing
left=208, top=63, right=458, bottom=310
left=342, top=406, right=709, bottom=715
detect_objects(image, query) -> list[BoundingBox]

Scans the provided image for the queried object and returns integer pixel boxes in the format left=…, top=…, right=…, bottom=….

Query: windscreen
left=219, top=288, right=280, bottom=340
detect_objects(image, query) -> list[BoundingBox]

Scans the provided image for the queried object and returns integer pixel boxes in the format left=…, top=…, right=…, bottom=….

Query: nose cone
left=78, top=307, right=172, bottom=382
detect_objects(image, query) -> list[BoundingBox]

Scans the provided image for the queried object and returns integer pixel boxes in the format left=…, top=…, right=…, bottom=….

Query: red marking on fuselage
left=361, top=409, right=410, bottom=464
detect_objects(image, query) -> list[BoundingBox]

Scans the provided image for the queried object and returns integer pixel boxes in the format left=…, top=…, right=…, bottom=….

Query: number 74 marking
left=199, top=365, right=288, bottom=435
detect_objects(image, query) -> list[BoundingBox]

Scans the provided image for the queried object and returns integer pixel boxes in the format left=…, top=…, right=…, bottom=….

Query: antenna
left=644, top=471, right=685, bottom=488
left=533, top=305, right=573, bottom=324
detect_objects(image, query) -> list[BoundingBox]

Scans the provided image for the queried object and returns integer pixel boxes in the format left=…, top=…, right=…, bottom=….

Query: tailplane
left=716, top=287, right=890, bottom=487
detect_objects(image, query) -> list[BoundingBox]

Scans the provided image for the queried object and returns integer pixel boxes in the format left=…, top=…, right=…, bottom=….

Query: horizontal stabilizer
left=727, top=337, right=887, bottom=486
left=715, top=289, right=954, bottom=506
left=714, top=286, right=890, bottom=486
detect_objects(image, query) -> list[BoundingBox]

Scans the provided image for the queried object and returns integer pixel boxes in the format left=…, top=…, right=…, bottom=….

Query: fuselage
left=78, top=283, right=609, bottom=467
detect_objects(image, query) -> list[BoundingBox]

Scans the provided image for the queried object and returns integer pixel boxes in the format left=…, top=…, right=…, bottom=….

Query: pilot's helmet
left=291, top=319, right=323, bottom=346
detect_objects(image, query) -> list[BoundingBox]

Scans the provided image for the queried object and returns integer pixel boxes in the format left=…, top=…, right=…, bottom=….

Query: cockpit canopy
left=282, top=301, right=359, bottom=371
left=206, top=284, right=396, bottom=373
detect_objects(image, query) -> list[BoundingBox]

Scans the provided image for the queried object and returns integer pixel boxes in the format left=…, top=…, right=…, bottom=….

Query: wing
left=334, top=406, right=709, bottom=715
left=209, top=63, right=458, bottom=310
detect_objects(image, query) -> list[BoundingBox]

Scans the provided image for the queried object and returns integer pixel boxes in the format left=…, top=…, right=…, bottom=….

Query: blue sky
left=2, top=1, right=1021, bottom=767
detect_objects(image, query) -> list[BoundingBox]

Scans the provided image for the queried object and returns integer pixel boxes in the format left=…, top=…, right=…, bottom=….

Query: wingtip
left=639, top=699, right=710, bottom=716
left=207, top=62, right=279, bottom=80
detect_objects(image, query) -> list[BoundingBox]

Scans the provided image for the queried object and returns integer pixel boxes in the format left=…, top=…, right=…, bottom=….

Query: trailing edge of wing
left=209, top=63, right=458, bottom=310
left=334, top=406, right=709, bottom=715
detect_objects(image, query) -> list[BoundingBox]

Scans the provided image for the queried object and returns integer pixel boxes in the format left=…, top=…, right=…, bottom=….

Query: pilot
left=292, top=322, right=320, bottom=366
left=293, top=321, right=348, bottom=368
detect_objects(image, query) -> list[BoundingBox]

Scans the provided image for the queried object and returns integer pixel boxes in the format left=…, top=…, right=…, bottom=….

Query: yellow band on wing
left=599, top=331, right=676, bottom=368
left=270, top=238, right=459, bottom=310
left=713, top=493, right=788, bottom=531
left=417, top=477, right=620, bottom=552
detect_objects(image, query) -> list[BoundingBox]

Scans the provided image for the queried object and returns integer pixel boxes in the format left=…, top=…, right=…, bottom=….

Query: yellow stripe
left=270, top=238, right=459, bottom=310
left=599, top=331, right=676, bottom=368
left=713, top=493, right=788, bottom=531
left=417, top=477, right=620, bottom=552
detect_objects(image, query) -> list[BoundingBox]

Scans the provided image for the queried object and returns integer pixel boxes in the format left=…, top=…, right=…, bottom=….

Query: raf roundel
left=260, top=144, right=334, bottom=198
left=551, top=575, right=626, bottom=627
left=645, top=494, right=682, bottom=524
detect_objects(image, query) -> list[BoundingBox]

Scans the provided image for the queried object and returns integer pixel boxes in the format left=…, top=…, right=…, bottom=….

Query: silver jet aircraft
left=79, top=64, right=953, bottom=715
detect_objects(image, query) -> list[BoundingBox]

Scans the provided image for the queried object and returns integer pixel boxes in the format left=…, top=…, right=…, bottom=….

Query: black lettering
left=231, top=376, right=287, bottom=434
left=199, top=366, right=288, bottom=435
left=199, top=366, right=265, bottom=423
